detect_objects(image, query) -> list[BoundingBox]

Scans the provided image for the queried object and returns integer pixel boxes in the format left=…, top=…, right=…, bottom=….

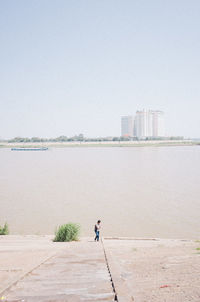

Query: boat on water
left=11, top=147, right=48, bottom=151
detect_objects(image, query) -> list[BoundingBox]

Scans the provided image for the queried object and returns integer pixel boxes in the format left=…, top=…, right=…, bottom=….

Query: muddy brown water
left=0, top=146, right=200, bottom=238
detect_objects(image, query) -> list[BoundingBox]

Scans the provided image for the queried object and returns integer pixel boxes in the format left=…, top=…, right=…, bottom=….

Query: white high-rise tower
left=134, top=110, right=165, bottom=138
left=152, top=111, right=165, bottom=136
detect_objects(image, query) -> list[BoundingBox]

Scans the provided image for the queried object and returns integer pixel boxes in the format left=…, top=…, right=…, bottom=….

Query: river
left=0, top=146, right=199, bottom=239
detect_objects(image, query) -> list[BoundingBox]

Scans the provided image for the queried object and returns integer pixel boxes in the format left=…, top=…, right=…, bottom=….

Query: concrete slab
left=2, top=236, right=200, bottom=302
left=0, top=235, right=67, bottom=295
left=1, top=237, right=114, bottom=302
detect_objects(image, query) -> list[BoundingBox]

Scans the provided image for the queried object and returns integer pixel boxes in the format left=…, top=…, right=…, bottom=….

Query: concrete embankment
left=0, top=235, right=200, bottom=302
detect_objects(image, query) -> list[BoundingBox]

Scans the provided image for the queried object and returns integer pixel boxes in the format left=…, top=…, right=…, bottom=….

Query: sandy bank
left=0, top=139, right=196, bottom=148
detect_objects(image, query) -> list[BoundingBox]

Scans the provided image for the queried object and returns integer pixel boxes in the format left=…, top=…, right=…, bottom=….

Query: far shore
left=0, top=139, right=199, bottom=148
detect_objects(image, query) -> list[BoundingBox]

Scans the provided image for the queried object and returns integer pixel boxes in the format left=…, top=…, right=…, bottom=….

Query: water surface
left=0, top=147, right=200, bottom=238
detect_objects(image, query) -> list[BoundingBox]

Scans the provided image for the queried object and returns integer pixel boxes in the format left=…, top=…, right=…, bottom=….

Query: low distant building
left=121, top=116, right=134, bottom=137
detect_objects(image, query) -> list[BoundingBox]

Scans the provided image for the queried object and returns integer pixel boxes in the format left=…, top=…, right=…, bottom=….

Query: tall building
left=121, top=116, right=134, bottom=137
left=134, top=110, right=152, bottom=137
left=152, top=110, right=165, bottom=137
left=134, top=110, right=165, bottom=138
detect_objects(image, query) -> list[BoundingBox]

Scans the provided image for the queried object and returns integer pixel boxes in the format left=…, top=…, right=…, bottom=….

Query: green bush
left=54, top=223, right=80, bottom=242
left=0, top=223, right=9, bottom=235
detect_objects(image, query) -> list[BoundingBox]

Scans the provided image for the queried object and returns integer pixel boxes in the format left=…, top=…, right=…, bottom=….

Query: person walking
left=94, top=220, right=101, bottom=241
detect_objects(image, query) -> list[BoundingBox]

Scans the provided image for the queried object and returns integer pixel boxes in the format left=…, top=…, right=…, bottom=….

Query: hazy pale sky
left=0, top=0, right=200, bottom=138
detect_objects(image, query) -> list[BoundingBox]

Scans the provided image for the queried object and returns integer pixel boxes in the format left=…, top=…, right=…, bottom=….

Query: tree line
left=2, top=135, right=184, bottom=143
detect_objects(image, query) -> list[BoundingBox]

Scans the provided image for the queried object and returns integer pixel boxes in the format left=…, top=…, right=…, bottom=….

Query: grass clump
left=0, top=223, right=9, bottom=235
left=54, top=223, right=80, bottom=242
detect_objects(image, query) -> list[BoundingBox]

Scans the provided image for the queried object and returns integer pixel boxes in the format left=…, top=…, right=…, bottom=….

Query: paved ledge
left=0, top=236, right=114, bottom=302
left=104, top=237, right=158, bottom=241
left=103, top=238, right=200, bottom=302
left=0, top=236, right=200, bottom=302
left=0, top=235, right=67, bottom=296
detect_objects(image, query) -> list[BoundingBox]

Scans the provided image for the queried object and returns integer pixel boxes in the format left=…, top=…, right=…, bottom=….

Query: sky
left=0, top=0, right=200, bottom=139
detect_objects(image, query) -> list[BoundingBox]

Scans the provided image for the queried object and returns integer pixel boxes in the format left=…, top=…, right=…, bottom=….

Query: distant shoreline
left=0, top=140, right=199, bottom=148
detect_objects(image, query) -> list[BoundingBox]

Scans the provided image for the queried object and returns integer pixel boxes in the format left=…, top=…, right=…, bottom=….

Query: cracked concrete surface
left=0, top=236, right=114, bottom=302
left=1, top=236, right=200, bottom=302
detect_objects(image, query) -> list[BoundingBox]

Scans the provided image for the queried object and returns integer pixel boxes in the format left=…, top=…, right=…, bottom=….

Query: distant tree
left=120, top=136, right=130, bottom=141
left=112, top=137, right=120, bottom=141
left=31, top=137, right=42, bottom=142
left=23, top=137, right=31, bottom=142
left=55, top=136, right=68, bottom=142
left=69, top=134, right=85, bottom=142
left=170, top=136, right=184, bottom=140
left=8, top=137, right=26, bottom=143
left=78, top=134, right=84, bottom=141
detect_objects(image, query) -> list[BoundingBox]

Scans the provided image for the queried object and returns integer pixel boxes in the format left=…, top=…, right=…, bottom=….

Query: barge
left=11, top=147, right=48, bottom=151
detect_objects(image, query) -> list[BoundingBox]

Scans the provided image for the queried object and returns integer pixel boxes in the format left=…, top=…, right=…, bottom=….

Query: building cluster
left=121, top=110, right=165, bottom=138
